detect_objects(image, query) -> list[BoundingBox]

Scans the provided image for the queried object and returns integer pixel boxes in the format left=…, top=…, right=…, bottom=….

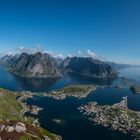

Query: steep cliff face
left=8, top=52, right=61, bottom=77
left=0, top=54, right=19, bottom=66
left=62, top=57, right=117, bottom=78
left=0, top=53, right=117, bottom=78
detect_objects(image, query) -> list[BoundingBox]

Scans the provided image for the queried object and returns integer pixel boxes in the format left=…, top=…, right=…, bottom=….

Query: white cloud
left=17, top=46, right=28, bottom=53
left=56, top=54, right=65, bottom=59
left=46, top=50, right=54, bottom=56
left=86, top=49, right=97, bottom=59
left=76, top=49, right=98, bottom=59
left=4, top=46, right=98, bottom=61
left=6, top=51, right=16, bottom=56
left=78, top=50, right=82, bottom=56
left=67, top=54, right=73, bottom=58
left=16, top=44, right=44, bottom=54
left=45, top=50, right=65, bottom=59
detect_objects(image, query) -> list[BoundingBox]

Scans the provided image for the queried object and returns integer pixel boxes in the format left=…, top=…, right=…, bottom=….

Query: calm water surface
left=0, top=65, right=140, bottom=140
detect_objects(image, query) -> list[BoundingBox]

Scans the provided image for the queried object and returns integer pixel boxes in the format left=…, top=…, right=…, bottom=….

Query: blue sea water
left=0, top=65, right=140, bottom=140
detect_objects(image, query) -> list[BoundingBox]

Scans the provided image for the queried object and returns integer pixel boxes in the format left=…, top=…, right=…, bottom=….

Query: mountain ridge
left=0, top=52, right=117, bottom=78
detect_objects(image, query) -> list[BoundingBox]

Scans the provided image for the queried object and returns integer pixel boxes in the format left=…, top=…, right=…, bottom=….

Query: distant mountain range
left=106, top=61, right=140, bottom=70
left=0, top=52, right=117, bottom=78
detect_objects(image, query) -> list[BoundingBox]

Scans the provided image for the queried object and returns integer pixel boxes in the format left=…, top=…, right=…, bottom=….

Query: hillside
left=0, top=88, right=61, bottom=140
left=0, top=88, right=22, bottom=120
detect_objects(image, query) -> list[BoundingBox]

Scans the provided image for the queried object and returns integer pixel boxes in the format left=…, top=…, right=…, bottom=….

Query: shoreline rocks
left=130, top=86, right=140, bottom=94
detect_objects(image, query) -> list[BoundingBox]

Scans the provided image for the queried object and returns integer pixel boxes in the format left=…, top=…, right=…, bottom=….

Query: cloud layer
left=16, top=45, right=43, bottom=54
left=77, top=49, right=98, bottom=59
left=5, top=46, right=98, bottom=60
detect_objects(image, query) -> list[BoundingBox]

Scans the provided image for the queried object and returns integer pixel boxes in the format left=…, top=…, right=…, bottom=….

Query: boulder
left=0, top=124, right=5, bottom=132
left=43, top=135, right=52, bottom=140
left=15, top=122, right=26, bottom=132
left=5, top=126, right=14, bottom=132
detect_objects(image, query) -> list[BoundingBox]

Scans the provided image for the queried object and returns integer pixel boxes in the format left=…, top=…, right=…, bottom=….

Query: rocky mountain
left=62, top=57, right=117, bottom=78
left=1, top=52, right=61, bottom=78
left=0, top=54, right=19, bottom=66
left=0, top=52, right=117, bottom=78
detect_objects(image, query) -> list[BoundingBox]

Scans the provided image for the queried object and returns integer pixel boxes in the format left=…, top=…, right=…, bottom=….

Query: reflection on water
left=14, top=76, right=60, bottom=92
left=0, top=65, right=116, bottom=92
left=0, top=65, right=140, bottom=140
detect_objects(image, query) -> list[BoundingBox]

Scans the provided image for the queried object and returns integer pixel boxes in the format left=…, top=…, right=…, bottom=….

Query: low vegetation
left=0, top=88, right=22, bottom=120
left=0, top=88, right=62, bottom=140
left=44, top=84, right=96, bottom=100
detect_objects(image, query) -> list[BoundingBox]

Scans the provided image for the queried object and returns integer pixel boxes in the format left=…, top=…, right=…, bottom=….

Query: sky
left=0, top=0, right=140, bottom=64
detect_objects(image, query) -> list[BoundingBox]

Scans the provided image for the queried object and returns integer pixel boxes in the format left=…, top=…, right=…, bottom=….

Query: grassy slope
left=0, top=88, right=61, bottom=140
left=0, top=88, right=22, bottom=120
left=58, top=85, right=94, bottom=93
left=19, top=127, right=61, bottom=140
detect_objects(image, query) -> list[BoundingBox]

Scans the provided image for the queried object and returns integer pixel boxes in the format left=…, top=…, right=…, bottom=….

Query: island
left=130, top=85, right=140, bottom=94
left=0, top=88, right=62, bottom=140
left=44, top=85, right=97, bottom=100
left=78, top=97, right=140, bottom=139
left=52, top=119, right=65, bottom=125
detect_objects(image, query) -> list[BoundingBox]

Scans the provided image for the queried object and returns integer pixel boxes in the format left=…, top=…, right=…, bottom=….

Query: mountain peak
left=0, top=52, right=117, bottom=78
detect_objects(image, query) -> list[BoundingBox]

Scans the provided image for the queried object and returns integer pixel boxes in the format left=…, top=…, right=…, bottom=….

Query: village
left=78, top=97, right=140, bottom=140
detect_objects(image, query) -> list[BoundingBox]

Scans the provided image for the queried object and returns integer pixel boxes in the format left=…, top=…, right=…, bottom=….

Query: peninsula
left=130, top=85, right=140, bottom=94
left=78, top=97, right=140, bottom=139
left=44, top=85, right=97, bottom=100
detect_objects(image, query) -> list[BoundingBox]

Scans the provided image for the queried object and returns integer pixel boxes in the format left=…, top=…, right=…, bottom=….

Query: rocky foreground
left=78, top=97, right=140, bottom=140
left=0, top=121, right=61, bottom=140
left=0, top=88, right=62, bottom=140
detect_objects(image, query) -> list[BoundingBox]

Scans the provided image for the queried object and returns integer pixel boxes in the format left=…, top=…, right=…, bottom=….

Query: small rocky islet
left=130, top=86, right=140, bottom=94
left=52, top=119, right=65, bottom=125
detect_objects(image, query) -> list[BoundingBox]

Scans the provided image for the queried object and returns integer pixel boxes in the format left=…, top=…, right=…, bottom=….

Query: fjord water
left=0, top=65, right=115, bottom=92
left=0, top=65, right=140, bottom=140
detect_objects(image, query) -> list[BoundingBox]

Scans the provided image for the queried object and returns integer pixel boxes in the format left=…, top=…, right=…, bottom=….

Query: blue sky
left=0, top=0, right=140, bottom=64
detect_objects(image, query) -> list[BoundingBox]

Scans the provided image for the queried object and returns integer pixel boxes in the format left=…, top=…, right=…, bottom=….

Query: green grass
left=0, top=88, right=62, bottom=140
left=19, top=127, right=61, bottom=140
left=0, top=88, right=22, bottom=120
left=39, top=127, right=61, bottom=140
left=58, top=85, right=93, bottom=93
left=19, top=135, right=35, bottom=140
